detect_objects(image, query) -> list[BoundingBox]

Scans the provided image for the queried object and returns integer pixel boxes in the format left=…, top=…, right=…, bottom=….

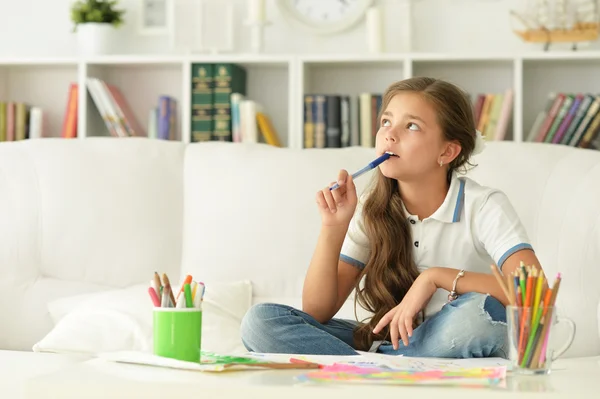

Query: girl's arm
left=427, top=249, right=543, bottom=306
left=302, top=225, right=361, bottom=323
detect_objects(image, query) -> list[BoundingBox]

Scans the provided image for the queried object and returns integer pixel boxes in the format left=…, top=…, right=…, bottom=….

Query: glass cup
left=506, top=305, right=575, bottom=375
left=153, top=307, right=202, bottom=363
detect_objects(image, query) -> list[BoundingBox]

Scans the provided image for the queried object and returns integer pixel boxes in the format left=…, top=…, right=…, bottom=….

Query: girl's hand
left=316, top=169, right=358, bottom=227
left=372, top=270, right=438, bottom=350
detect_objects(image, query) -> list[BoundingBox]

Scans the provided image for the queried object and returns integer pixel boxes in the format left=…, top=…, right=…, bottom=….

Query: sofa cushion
left=467, top=142, right=600, bottom=358
left=0, top=138, right=185, bottom=350
left=33, top=280, right=252, bottom=356
left=181, top=142, right=375, bottom=308
left=182, top=141, right=600, bottom=359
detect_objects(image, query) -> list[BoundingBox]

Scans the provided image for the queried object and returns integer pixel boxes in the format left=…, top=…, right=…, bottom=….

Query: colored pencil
left=521, top=300, right=545, bottom=367
left=538, top=274, right=562, bottom=367
left=495, top=264, right=563, bottom=370
left=490, top=264, right=513, bottom=306
left=161, top=273, right=177, bottom=306
left=153, top=272, right=163, bottom=294
left=532, top=269, right=544, bottom=321
left=518, top=268, right=535, bottom=362
left=519, top=267, right=527, bottom=305
left=529, top=287, right=553, bottom=368
left=507, top=272, right=515, bottom=307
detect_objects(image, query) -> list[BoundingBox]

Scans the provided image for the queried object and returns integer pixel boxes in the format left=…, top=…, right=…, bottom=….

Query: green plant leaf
left=70, top=0, right=125, bottom=31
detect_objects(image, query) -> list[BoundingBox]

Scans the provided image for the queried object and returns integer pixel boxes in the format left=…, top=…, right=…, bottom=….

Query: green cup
left=153, top=308, right=202, bottom=363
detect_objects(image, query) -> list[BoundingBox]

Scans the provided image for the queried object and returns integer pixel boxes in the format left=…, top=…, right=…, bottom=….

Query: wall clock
left=276, top=0, right=374, bottom=35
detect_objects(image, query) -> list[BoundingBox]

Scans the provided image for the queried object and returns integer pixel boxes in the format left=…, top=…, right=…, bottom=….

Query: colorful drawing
left=99, top=350, right=320, bottom=373
left=243, top=352, right=511, bottom=372
left=296, top=364, right=507, bottom=388
left=200, top=352, right=265, bottom=365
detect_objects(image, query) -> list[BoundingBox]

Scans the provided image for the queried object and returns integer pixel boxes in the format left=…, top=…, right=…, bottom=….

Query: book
left=359, top=93, right=372, bottom=147
left=313, top=94, right=326, bottom=148
left=213, top=63, right=246, bottom=142
left=191, top=63, right=214, bottom=143
left=256, top=111, right=282, bottom=147
left=60, top=83, right=78, bottom=138
left=230, top=92, right=245, bottom=142
left=304, top=95, right=315, bottom=148
left=559, top=94, right=594, bottom=145
left=0, top=102, right=5, bottom=142
left=544, top=94, right=574, bottom=143
left=157, top=96, right=177, bottom=140
left=535, top=93, right=566, bottom=142
left=326, top=95, right=341, bottom=148
left=494, top=89, right=514, bottom=141
left=527, top=92, right=556, bottom=142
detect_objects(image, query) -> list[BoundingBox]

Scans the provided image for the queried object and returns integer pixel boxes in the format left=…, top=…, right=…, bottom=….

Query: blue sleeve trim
left=340, top=254, right=366, bottom=270
left=497, top=243, right=534, bottom=270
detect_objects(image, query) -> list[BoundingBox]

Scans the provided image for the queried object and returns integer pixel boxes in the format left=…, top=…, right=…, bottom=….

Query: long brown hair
left=352, top=77, right=478, bottom=351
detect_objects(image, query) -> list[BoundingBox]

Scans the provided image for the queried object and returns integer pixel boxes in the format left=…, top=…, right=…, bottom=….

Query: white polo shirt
left=340, top=170, right=533, bottom=319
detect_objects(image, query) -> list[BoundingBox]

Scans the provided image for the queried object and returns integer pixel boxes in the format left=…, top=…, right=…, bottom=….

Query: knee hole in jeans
left=445, top=293, right=507, bottom=350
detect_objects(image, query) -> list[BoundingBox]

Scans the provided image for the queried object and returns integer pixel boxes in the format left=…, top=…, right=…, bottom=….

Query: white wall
left=1, top=0, right=597, bottom=57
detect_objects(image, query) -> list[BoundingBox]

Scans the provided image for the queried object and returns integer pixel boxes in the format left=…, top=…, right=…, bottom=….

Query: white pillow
left=33, top=280, right=252, bottom=356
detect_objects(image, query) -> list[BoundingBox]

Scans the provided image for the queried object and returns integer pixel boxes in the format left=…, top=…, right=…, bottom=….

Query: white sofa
left=1, top=138, right=599, bottom=396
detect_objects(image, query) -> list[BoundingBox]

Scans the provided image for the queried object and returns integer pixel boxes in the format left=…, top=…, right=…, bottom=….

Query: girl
left=240, top=77, right=544, bottom=358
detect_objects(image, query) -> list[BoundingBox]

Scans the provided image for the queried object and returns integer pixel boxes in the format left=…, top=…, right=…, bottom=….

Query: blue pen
left=329, top=152, right=395, bottom=191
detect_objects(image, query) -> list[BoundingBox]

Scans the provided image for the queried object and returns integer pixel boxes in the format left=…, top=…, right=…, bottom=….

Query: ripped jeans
left=240, top=292, right=508, bottom=358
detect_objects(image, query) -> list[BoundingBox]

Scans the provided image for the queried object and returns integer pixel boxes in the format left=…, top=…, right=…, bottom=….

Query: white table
left=22, top=355, right=600, bottom=398
left=1, top=350, right=90, bottom=399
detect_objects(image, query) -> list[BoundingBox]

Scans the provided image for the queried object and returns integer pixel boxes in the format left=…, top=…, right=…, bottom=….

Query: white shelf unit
left=3, top=51, right=600, bottom=149
left=298, top=55, right=407, bottom=150
left=85, top=59, right=185, bottom=140
left=0, top=59, right=79, bottom=140
left=522, top=57, right=600, bottom=138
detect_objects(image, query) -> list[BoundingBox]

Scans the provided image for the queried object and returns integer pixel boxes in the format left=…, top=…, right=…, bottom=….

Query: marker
left=329, top=152, right=396, bottom=190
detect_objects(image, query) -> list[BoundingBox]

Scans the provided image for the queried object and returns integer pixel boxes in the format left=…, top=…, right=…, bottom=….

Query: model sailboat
left=510, top=0, right=599, bottom=50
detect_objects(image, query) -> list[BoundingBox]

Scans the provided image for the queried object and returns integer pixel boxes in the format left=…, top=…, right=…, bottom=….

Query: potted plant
left=71, top=0, right=125, bottom=56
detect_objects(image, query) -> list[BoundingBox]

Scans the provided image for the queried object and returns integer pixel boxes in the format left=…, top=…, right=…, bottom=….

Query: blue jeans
left=240, top=292, right=508, bottom=358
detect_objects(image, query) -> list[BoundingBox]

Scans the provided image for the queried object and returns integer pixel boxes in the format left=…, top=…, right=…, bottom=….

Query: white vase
left=76, top=23, right=116, bottom=56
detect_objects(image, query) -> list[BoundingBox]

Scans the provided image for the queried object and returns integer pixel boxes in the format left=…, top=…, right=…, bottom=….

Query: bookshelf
left=85, top=60, right=184, bottom=140
left=2, top=51, right=600, bottom=149
left=227, top=58, right=291, bottom=148
left=299, top=56, right=406, bottom=150
left=0, top=60, right=79, bottom=141
left=412, top=59, right=516, bottom=140
left=522, top=58, right=600, bottom=137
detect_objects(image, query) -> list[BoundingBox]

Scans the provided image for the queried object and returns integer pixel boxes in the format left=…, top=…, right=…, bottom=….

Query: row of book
left=301, top=89, right=515, bottom=149
left=526, top=92, right=600, bottom=149
left=303, top=93, right=382, bottom=149
left=473, top=89, right=514, bottom=142
left=58, top=79, right=179, bottom=140
left=0, top=102, right=44, bottom=141
left=191, top=63, right=281, bottom=145
left=230, top=94, right=281, bottom=146
left=85, top=77, right=178, bottom=140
